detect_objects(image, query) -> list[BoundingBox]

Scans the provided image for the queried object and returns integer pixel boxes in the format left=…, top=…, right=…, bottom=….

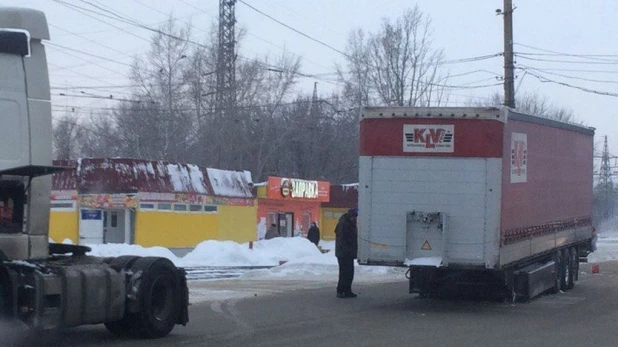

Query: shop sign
left=139, top=192, right=254, bottom=207
left=51, top=190, right=78, bottom=201
left=79, top=194, right=137, bottom=209
left=267, top=177, right=330, bottom=202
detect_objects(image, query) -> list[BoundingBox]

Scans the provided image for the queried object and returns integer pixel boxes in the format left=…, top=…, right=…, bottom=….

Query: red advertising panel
left=267, top=177, right=330, bottom=202
left=360, top=118, right=504, bottom=158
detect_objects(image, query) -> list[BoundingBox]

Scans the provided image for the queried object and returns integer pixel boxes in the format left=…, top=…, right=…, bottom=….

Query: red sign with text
left=267, top=177, right=330, bottom=202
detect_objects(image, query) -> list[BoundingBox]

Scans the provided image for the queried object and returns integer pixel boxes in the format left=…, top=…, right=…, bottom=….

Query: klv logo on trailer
left=403, top=124, right=454, bottom=153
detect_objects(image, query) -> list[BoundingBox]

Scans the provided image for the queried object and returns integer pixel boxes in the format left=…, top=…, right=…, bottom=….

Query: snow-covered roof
left=206, top=168, right=253, bottom=198
left=52, top=158, right=254, bottom=198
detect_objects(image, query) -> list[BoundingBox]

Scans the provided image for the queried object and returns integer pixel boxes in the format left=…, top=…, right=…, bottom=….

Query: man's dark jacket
left=307, top=225, right=320, bottom=245
left=335, top=213, right=358, bottom=259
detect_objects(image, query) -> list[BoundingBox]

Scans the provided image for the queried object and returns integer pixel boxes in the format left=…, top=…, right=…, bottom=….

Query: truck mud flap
left=408, top=266, right=438, bottom=295
left=177, top=268, right=189, bottom=326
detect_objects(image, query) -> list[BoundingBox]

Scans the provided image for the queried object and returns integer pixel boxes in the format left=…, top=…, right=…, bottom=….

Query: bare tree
left=338, top=6, right=445, bottom=108
left=52, top=113, right=82, bottom=159
left=128, top=16, right=193, bottom=162
left=79, top=113, right=121, bottom=158
left=474, top=91, right=579, bottom=124
left=241, top=52, right=301, bottom=178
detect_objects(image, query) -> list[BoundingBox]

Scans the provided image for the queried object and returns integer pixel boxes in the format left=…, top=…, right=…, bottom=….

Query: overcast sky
left=2, top=0, right=618, bottom=166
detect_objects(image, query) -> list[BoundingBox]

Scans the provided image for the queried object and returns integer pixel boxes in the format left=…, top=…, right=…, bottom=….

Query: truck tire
left=0, top=268, right=12, bottom=323
left=560, top=249, right=571, bottom=291
left=104, top=256, right=142, bottom=337
left=567, top=248, right=577, bottom=289
left=130, top=257, right=182, bottom=339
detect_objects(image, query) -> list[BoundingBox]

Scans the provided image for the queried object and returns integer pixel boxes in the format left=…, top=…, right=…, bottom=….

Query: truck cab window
left=0, top=180, right=25, bottom=234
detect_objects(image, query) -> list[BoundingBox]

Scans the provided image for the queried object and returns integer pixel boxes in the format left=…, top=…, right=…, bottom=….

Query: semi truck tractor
left=357, top=106, right=596, bottom=301
left=0, top=8, right=189, bottom=337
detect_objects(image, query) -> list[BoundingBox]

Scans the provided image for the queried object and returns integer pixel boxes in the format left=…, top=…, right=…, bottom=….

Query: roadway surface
left=7, top=262, right=618, bottom=347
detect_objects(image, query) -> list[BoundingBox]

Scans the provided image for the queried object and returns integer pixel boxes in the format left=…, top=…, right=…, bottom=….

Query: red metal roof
left=52, top=158, right=253, bottom=198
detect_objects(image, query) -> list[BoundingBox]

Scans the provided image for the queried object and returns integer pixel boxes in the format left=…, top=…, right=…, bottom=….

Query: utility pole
left=502, top=0, right=515, bottom=108
left=216, top=0, right=237, bottom=168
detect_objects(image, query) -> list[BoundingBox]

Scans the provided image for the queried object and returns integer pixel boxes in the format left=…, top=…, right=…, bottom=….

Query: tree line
left=53, top=6, right=579, bottom=184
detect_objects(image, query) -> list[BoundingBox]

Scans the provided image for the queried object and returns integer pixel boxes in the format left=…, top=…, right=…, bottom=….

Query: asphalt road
left=8, top=262, right=618, bottom=347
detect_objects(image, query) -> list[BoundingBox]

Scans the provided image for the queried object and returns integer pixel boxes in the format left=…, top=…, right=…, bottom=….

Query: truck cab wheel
left=105, top=257, right=181, bottom=339
left=0, top=269, right=10, bottom=320
left=131, top=257, right=182, bottom=339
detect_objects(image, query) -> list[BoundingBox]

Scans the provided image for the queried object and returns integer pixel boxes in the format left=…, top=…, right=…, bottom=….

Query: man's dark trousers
left=337, top=257, right=354, bottom=293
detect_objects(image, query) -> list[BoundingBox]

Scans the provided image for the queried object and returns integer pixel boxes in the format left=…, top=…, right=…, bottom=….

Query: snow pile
left=320, top=240, right=335, bottom=252
left=79, top=237, right=399, bottom=279
left=86, top=243, right=182, bottom=265
left=181, top=237, right=321, bottom=267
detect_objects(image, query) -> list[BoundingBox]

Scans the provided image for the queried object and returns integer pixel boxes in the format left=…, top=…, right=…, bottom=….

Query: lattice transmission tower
left=216, top=0, right=237, bottom=168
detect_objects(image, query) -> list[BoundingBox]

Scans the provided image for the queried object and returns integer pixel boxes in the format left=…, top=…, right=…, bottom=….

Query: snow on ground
left=181, top=237, right=322, bottom=267
left=87, top=243, right=183, bottom=266
left=54, top=213, right=618, bottom=271
left=69, top=236, right=398, bottom=281
left=588, top=216, right=618, bottom=263
left=76, top=237, right=333, bottom=269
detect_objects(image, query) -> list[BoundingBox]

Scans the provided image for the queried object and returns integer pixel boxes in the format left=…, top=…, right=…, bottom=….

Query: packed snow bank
left=86, top=243, right=182, bottom=266
left=181, top=237, right=322, bottom=267
left=83, top=237, right=324, bottom=268
left=320, top=240, right=335, bottom=252
left=81, top=237, right=399, bottom=279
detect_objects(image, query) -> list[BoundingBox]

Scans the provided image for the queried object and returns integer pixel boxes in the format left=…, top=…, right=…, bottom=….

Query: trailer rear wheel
left=567, top=248, right=577, bottom=290
left=131, top=257, right=181, bottom=339
left=550, top=252, right=563, bottom=294
left=560, top=249, right=571, bottom=291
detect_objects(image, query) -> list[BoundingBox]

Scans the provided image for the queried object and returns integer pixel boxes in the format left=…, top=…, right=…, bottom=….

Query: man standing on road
left=335, top=208, right=358, bottom=298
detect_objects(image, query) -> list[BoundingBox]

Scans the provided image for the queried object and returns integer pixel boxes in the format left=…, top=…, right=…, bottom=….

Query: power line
left=440, top=53, right=503, bottom=65
left=515, top=42, right=618, bottom=59
left=48, top=23, right=135, bottom=60
left=51, top=85, right=138, bottom=90
left=50, top=0, right=152, bottom=43
left=48, top=63, right=124, bottom=87
left=514, top=67, right=618, bottom=74
left=239, top=0, right=501, bottom=68
left=46, top=42, right=132, bottom=69
left=519, top=66, right=618, bottom=85
left=52, top=0, right=342, bottom=90
left=515, top=53, right=618, bottom=65
left=55, top=92, right=153, bottom=103
left=238, top=0, right=352, bottom=59
left=525, top=70, right=618, bottom=98
left=516, top=52, right=618, bottom=63
left=177, top=0, right=339, bottom=75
